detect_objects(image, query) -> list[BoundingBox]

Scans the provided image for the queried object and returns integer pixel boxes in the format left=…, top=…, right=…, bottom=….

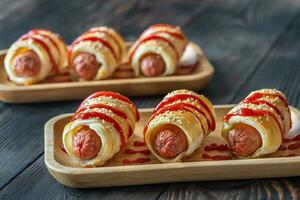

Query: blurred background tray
left=0, top=43, right=214, bottom=103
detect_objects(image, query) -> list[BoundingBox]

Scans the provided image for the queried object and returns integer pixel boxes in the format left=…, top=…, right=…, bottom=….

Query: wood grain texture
left=158, top=179, right=300, bottom=200
left=1, top=156, right=167, bottom=200
left=186, top=0, right=300, bottom=104
left=0, top=101, right=78, bottom=189
left=0, top=0, right=135, bottom=47
left=230, top=11, right=300, bottom=108
left=1, top=0, right=300, bottom=199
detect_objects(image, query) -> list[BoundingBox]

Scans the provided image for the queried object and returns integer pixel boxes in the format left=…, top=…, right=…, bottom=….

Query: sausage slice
left=73, top=52, right=100, bottom=80
left=140, top=53, right=165, bottom=77
left=154, top=124, right=188, bottom=158
left=13, top=50, right=41, bottom=77
left=72, top=126, right=102, bottom=160
left=228, top=123, right=262, bottom=157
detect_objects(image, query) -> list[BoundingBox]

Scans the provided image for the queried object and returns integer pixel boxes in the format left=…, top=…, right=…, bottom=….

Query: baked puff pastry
left=4, top=29, right=68, bottom=85
left=144, top=89, right=216, bottom=163
left=62, top=91, right=139, bottom=167
left=128, top=24, right=188, bottom=77
left=69, top=27, right=126, bottom=81
left=222, top=89, right=291, bottom=158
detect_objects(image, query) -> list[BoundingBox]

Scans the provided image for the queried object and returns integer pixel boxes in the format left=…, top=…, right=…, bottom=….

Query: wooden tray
left=44, top=105, right=300, bottom=188
left=0, top=42, right=214, bottom=103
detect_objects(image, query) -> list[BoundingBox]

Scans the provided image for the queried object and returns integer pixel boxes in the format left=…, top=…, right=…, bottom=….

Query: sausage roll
left=128, top=24, right=188, bottom=77
left=62, top=91, right=139, bottom=167
left=69, top=27, right=126, bottom=81
left=222, top=89, right=291, bottom=158
left=144, top=89, right=216, bottom=163
left=4, top=29, right=68, bottom=85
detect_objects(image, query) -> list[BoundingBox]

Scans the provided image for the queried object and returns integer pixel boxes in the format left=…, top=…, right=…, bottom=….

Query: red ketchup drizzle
left=243, top=100, right=284, bottom=124
left=204, top=143, right=228, bottom=151
left=20, top=35, right=58, bottom=72
left=148, top=30, right=184, bottom=40
left=83, top=91, right=140, bottom=121
left=288, top=142, right=300, bottom=150
left=283, top=134, right=300, bottom=142
left=133, top=141, right=146, bottom=147
left=124, top=149, right=151, bottom=155
left=223, top=108, right=284, bottom=137
left=83, top=29, right=122, bottom=59
left=155, top=94, right=216, bottom=131
left=129, top=35, right=179, bottom=63
left=277, top=138, right=300, bottom=151
left=246, top=92, right=289, bottom=109
left=30, top=29, right=66, bottom=43
left=243, top=92, right=291, bottom=128
left=73, top=103, right=134, bottom=139
left=29, top=30, right=60, bottom=52
left=176, top=102, right=210, bottom=131
left=60, top=145, right=67, bottom=153
left=75, top=104, right=128, bottom=120
left=37, top=30, right=67, bottom=54
left=36, top=30, right=69, bottom=71
left=202, top=153, right=232, bottom=160
left=143, top=103, right=205, bottom=135
left=145, top=24, right=186, bottom=39
left=128, top=126, right=133, bottom=138
left=71, top=111, right=126, bottom=149
left=122, top=158, right=151, bottom=165
left=71, top=36, right=118, bottom=60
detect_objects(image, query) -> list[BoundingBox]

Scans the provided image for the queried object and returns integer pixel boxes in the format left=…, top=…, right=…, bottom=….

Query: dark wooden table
left=1, top=0, right=300, bottom=199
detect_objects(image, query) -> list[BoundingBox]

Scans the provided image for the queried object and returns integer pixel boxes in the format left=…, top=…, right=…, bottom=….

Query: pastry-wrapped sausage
left=144, top=89, right=216, bottom=163
left=62, top=91, right=139, bottom=167
left=69, top=27, right=126, bottom=81
left=222, top=89, right=291, bottom=158
left=4, top=29, right=68, bottom=84
left=128, top=24, right=188, bottom=77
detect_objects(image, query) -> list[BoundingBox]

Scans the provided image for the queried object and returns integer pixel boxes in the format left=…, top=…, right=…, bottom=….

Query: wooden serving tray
left=0, top=42, right=214, bottom=103
left=44, top=105, right=300, bottom=188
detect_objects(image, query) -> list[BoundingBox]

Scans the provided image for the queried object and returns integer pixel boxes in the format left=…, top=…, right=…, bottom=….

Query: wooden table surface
left=1, top=0, right=300, bottom=199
